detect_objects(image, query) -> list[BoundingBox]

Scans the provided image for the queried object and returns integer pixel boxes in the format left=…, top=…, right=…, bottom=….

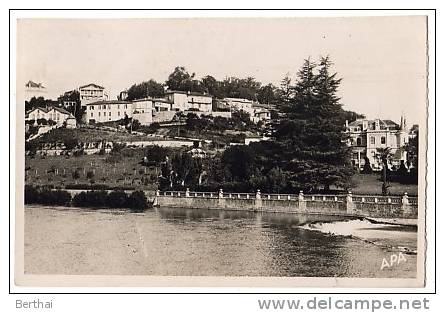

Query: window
left=381, top=137, right=386, bottom=144
left=103, top=105, right=106, bottom=110
left=118, top=112, right=120, bottom=116
left=370, top=137, right=375, bottom=145
left=118, top=105, right=120, bottom=109
left=357, top=138, right=362, bottom=146
left=109, top=112, right=111, bottom=116
left=91, top=112, right=93, bottom=117
left=98, top=112, right=101, bottom=117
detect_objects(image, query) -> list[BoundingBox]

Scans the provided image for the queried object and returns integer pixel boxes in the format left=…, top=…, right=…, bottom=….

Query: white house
left=85, top=100, right=132, bottom=124
left=223, top=97, right=271, bottom=123
left=131, top=98, right=155, bottom=125
left=223, top=97, right=255, bottom=116
left=85, top=100, right=153, bottom=125
left=79, top=83, right=108, bottom=108
left=26, top=106, right=75, bottom=127
left=345, top=117, right=409, bottom=170
left=166, top=91, right=213, bottom=112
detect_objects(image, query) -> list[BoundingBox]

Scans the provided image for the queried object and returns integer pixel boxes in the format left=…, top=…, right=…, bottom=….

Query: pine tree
left=273, top=57, right=354, bottom=192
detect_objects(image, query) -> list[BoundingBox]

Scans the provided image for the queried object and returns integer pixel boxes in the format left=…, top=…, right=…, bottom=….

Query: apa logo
left=380, top=252, right=407, bottom=270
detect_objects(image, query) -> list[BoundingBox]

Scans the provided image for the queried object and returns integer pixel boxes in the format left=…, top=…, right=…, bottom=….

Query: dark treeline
left=25, top=185, right=149, bottom=212
left=127, top=66, right=290, bottom=104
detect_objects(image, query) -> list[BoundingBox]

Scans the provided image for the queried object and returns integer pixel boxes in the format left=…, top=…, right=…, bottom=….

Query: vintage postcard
left=14, top=13, right=430, bottom=287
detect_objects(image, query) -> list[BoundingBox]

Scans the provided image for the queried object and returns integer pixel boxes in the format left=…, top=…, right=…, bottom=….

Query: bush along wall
left=72, top=190, right=149, bottom=212
left=25, top=185, right=150, bottom=212
left=25, top=185, right=72, bottom=206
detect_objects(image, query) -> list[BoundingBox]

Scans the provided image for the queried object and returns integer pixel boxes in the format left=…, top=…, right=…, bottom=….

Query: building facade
left=345, top=118, right=409, bottom=170
left=118, top=90, right=128, bottom=101
left=223, top=97, right=254, bottom=116
left=26, top=106, right=75, bottom=127
left=85, top=100, right=153, bottom=125
left=222, top=97, right=271, bottom=123
left=79, top=83, right=108, bottom=107
left=166, top=91, right=213, bottom=112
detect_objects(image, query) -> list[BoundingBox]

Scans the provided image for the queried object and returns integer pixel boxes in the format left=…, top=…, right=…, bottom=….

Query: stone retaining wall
left=155, top=189, right=418, bottom=219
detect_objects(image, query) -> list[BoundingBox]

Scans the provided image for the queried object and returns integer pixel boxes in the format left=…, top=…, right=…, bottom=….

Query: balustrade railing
left=159, top=190, right=417, bottom=205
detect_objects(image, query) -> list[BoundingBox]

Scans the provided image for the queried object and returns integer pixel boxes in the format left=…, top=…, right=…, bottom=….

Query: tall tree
left=165, top=66, right=205, bottom=92
left=201, top=75, right=222, bottom=98
left=277, top=72, right=294, bottom=104
left=127, top=79, right=165, bottom=100
left=272, top=57, right=354, bottom=192
left=257, top=83, right=277, bottom=105
left=404, top=126, right=419, bottom=169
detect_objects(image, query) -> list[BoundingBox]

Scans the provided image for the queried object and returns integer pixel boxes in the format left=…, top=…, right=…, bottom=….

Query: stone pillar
left=185, top=188, right=190, bottom=198
left=298, top=190, right=306, bottom=211
left=401, top=192, right=412, bottom=217
left=153, top=189, right=160, bottom=206
left=218, top=189, right=225, bottom=209
left=346, top=191, right=356, bottom=215
left=255, top=189, right=262, bottom=210
left=256, top=189, right=261, bottom=199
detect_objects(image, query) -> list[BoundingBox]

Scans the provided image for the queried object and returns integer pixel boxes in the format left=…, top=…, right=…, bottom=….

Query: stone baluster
left=255, top=189, right=262, bottom=209
left=298, top=190, right=306, bottom=211
left=346, top=191, right=356, bottom=214
left=401, top=192, right=413, bottom=217
left=256, top=190, right=261, bottom=199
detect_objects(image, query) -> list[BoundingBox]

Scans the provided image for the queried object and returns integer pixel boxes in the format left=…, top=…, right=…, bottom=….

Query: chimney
left=362, top=120, right=367, bottom=130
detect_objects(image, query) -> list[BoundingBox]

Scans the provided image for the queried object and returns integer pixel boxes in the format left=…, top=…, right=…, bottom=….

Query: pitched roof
left=86, top=100, right=130, bottom=106
left=27, top=106, right=74, bottom=116
left=165, top=90, right=212, bottom=97
left=79, top=83, right=105, bottom=89
left=348, top=119, right=400, bottom=129
left=52, top=107, right=72, bottom=115
left=252, top=103, right=270, bottom=109
left=131, top=97, right=171, bottom=104
left=25, top=80, right=45, bottom=89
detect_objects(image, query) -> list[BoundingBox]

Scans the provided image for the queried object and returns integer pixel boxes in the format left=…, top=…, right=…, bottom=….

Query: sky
left=16, top=16, right=427, bottom=124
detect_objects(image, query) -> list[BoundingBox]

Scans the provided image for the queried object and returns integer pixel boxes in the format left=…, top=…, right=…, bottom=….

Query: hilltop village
left=24, top=63, right=419, bottom=196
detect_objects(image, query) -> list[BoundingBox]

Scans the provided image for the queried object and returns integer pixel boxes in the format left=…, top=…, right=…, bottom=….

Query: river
left=24, top=205, right=417, bottom=278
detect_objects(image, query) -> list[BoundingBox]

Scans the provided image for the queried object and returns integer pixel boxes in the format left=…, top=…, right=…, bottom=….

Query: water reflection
left=25, top=206, right=417, bottom=277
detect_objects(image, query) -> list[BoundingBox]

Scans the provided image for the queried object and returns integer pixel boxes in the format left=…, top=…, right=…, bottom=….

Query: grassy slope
left=351, top=173, right=418, bottom=196
left=34, top=127, right=152, bottom=144
left=25, top=152, right=158, bottom=190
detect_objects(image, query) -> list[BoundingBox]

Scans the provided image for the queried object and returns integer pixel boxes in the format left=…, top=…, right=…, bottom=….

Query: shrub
left=24, top=185, right=40, bottom=204
left=106, top=190, right=129, bottom=208
left=72, top=190, right=109, bottom=208
left=24, top=185, right=72, bottom=206
left=126, top=191, right=148, bottom=212
left=65, top=183, right=110, bottom=190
